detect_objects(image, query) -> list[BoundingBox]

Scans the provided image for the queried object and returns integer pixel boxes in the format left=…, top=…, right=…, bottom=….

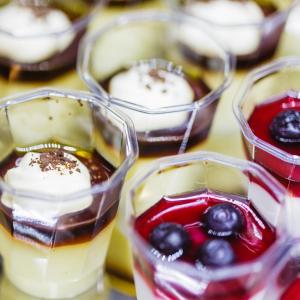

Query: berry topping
left=269, top=110, right=300, bottom=144
left=149, top=222, right=189, bottom=256
left=203, top=203, right=244, bottom=237
left=197, top=239, right=235, bottom=268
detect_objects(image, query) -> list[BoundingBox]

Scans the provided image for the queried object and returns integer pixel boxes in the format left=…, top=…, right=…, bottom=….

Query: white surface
left=182, top=0, right=263, bottom=56
left=2, top=151, right=92, bottom=220
left=109, top=64, right=194, bottom=131
left=0, top=3, right=74, bottom=63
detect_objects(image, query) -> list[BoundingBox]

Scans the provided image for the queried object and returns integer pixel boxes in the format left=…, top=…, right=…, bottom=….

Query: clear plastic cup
left=233, top=57, right=300, bottom=237
left=78, top=10, right=234, bottom=279
left=125, top=151, right=288, bottom=300
left=79, top=10, right=234, bottom=157
left=0, top=88, right=137, bottom=299
left=168, top=0, right=297, bottom=68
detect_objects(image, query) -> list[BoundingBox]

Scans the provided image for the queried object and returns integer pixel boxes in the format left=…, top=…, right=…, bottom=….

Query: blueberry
left=197, top=239, right=235, bottom=268
left=203, top=203, right=244, bottom=237
left=149, top=222, right=189, bottom=256
left=269, top=110, right=300, bottom=144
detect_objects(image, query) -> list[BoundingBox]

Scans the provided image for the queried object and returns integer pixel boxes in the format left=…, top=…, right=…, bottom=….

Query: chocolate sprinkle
left=148, top=69, right=166, bottom=83
left=29, top=150, right=80, bottom=175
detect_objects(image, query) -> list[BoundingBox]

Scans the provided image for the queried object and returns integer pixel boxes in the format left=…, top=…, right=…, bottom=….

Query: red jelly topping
left=248, top=94, right=300, bottom=156
left=134, top=190, right=276, bottom=300
left=135, top=190, right=276, bottom=265
left=247, top=93, right=300, bottom=192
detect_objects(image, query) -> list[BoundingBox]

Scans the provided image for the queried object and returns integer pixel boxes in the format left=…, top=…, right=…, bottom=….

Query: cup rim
left=125, top=151, right=289, bottom=281
left=0, top=0, right=105, bottom=38
left=170, top=0, right=298, bottom=28
left=0, top=87, right=138, bottom=202
left=233, top=56, right=300, bottom=165
left=77, top=10, right=235, bottom=114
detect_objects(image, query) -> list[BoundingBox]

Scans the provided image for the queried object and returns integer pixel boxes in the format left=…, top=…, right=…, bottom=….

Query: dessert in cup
left=169, top=0, right=296, bottom=68
left=125, top=151, right=288, bottom=300
left=78, top=10, right=234, bottom=279
left=0, top=0, right=102, bottom=97
left=234, top=56, right=300, bottom=238
left=0, top=88, right=137, bottom=299
left=0, top=0, right=102, bottom=80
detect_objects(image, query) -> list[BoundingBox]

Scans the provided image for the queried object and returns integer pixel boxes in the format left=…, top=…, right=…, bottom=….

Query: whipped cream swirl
left=109, top=63, right=194, bottom=132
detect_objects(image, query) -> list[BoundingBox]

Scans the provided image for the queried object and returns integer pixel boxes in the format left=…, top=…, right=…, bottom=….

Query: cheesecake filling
left=1, top=150, right=92, bottom=221
left=109, top=62, right=194, bottom=132
left=0, top=3, right=74, bottom=63
left=182, top=0, right=264, bottom=56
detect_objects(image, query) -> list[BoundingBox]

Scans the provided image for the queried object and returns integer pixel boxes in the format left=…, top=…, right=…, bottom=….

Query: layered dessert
left=0, top=145, right=117, bottom=299
left=100, top=60, right=212, bottom=157
left=179, top=0, right=289, bottom=68
left=0, top=0, right=97, bottom=80
left=133, top=189, right=278, bottom=299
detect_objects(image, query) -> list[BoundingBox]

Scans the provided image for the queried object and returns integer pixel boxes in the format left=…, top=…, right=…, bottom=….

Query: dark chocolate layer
left=0, top=149, right=118, bottom=247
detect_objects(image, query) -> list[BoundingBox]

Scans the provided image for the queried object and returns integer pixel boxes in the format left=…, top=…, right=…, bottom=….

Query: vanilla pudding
left=0, top=89, right=137, bottom=299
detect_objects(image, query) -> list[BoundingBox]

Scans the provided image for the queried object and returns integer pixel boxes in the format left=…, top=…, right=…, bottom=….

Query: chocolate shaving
left=148, top=69, right=165, bottom=83
left=29, top=149, right=80, bottom=175
left=17, top=0, right=50, bottom=18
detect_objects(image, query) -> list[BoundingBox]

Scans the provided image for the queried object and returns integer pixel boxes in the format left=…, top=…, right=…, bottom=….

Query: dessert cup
left=125, top=151, right=288, bottom=300
left=79, top=11, right=234, bottom=157
left=169, top=0, right=297, bottom=68
left=78, top=10, right=234, bottom=279
left=234, top=56, right=300, bottom=237
left=0, top=0, right=102, bottom=97
left=0, top=88, right=137, bottom=299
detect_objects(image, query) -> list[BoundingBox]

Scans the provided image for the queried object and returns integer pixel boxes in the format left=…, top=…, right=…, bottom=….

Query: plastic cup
left=0, top=88, right=137, bottom=299
left=125, top=151, right=288, bottom=300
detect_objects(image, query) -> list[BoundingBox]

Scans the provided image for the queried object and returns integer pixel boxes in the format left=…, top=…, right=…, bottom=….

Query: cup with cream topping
left=0, top=88, right=137, bottom=299
left=79, top=11, right=234, bottom=280
left=0, top=0, right=102, bottom=96
left=169, top=0, right=296, bottom=68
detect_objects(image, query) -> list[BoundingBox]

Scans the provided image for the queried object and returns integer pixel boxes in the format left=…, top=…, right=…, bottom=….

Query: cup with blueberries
left=234, top=56, right=300, bottom=237
left=124, top=151, right=289, bottom=300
